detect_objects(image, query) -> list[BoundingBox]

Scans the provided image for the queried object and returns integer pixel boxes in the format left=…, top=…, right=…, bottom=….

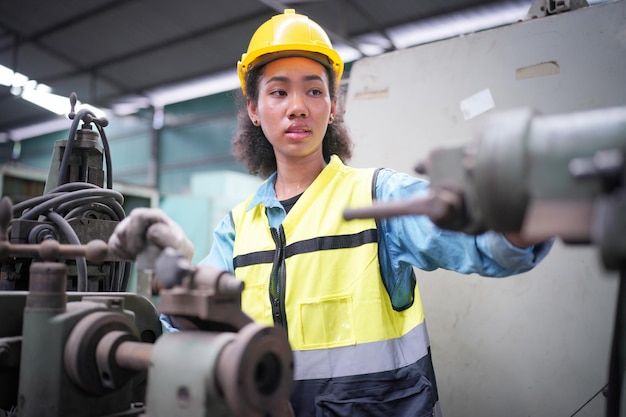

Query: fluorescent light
left=23, top=79, right=37, bottom=91
left=11, top=71, right=28, bottom=88
left=354, top=33, right=393, bottom=57
left=334, top=44, right=363, bottom=64
left=357, top=42, right=387, bottom=57
left=0, top=64, right=13, bottom=86
left=35, top=83, right=52, bottom=93
left=110, top=96, right=152, bottom=116
left=5, top=102, right=109, bottom=141
left=0, top=65, right=106, bottom=119
left=387, top=1, right=529, bottom=49
left=10, top=72, right=29, bottom=95
left=21, top=88, right=72, bottom=115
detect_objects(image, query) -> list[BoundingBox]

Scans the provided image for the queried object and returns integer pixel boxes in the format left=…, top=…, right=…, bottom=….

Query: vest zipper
left=269, top=226, right=288, bottom=333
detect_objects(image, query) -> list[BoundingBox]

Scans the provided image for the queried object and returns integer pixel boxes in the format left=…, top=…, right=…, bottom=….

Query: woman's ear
left=247, top=97, right=259, bottom=124
left=329, top=96, right=338, bottom=122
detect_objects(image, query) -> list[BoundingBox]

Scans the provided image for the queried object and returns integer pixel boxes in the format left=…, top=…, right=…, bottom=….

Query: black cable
left=46, top=210, right=88, bottom=291
left=17, top=189, right=124, bottom=221
left=57, top=109, right=93, bottom=187
left=10, top=184, right=128, bottom=292
left=46, top=182, right=101, bottom=193
left=13, top=184, right=107, bottom=216
left=65, top=202, right=118, bottom=221
left=55, top=196, right=124, bottom=221
left=96, top=123, right=114, bottom=189
left=570, top=383, right=609, bottom=417
left=12, top=192, right=64, bottom=215
left=15, top=189, right=121, bottom=217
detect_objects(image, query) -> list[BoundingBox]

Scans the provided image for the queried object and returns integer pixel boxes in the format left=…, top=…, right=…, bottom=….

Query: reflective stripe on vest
left=293, top=319, right=430, bottom=380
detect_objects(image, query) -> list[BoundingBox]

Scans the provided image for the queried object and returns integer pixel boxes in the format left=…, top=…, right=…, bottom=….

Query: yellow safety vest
left=231, top=156, right=438, bottom=416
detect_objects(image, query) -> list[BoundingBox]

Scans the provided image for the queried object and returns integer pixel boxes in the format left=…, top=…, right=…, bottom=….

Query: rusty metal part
left=194, top=264, right=245, bottom=296
left=0, top=239, right=109, bottom=263
left=96, top=330, right=143, bottom=390
left=26, top=262, right=68, bottom=311
left=64, top=309, right=140, bottom=395
left=155, top=247, right=245, bottom=295
left=217, top=323, right=294, bottom=417
left=156, top=251, right=252, bottom=331
left=114, top=340, right=153, bottom=372
left=17, top=262, right=146, bottom=417
left=145, top=324, right=293, bottom=417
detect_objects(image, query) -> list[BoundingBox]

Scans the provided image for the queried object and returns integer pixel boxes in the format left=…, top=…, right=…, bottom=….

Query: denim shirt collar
left=246, top=171, right=281, bottom=211
left=244, top=155, right=341, bottom=212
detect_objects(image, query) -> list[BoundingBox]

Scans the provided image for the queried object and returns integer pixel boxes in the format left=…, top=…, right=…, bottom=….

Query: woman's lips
left=286, top=124, right=311, bottom=140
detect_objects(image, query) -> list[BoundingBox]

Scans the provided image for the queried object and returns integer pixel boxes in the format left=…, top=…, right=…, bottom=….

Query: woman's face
left=247, top=56, right=337, bottom=161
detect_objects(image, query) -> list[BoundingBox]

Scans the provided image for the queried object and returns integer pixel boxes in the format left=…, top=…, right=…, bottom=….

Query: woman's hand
left=108, top=208, right=194, bottom=262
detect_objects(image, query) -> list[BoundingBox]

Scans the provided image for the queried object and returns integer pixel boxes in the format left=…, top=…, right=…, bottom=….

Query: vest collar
left=245, top=155, right=344, bottom=211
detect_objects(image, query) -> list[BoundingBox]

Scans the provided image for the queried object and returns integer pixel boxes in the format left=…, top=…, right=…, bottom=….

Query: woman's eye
left=310, top=89, right=323, bottom=96
left=270, top=90, right=287, bottom=96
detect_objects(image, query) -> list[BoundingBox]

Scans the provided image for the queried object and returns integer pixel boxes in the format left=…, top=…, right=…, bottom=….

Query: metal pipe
left=114, top=340, right=153, bottom=372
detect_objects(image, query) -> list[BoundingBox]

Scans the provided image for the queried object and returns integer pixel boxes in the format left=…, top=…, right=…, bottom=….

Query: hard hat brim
left=238, top=49, right=344, bottom=95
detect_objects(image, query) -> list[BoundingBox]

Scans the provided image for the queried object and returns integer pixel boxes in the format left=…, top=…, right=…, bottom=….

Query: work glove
left=108, top=207, right=194, bottom=264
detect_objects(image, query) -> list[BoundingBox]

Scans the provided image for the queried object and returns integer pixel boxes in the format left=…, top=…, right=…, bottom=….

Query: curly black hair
left=231, top=62, right=353, bottom=178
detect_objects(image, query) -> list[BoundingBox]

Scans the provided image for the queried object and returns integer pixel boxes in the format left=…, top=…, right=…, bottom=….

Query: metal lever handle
left=343, top=188, right=464, bottom=224
left=0, top=239, right=109, bottom=264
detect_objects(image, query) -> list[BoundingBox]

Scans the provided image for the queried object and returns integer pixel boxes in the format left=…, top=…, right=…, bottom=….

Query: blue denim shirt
left=198, top=163, right=552, bottom=310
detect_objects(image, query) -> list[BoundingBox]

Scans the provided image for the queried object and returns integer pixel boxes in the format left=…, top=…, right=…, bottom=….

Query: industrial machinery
left=0, top=95, right=294, bottom=417
left=1, top=93, right=128, bottom=293
left=344, top=105, right=626, bottom=416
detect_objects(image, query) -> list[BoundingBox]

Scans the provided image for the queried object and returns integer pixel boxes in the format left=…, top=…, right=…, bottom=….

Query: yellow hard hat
left=237, top=9, right=344, bottom=95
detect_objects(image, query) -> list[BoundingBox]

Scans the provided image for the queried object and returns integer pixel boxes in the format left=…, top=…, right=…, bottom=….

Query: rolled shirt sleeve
left=199, top=212, right=236, bottom=272
left=375, top=168, right=553, bottom=309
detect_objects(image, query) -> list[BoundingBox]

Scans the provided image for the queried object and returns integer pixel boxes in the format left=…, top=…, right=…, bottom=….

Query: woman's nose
left=288, top=93, right=308, bottom=118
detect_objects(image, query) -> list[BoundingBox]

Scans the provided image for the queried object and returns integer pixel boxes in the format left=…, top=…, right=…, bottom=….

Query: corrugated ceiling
left=0, top=0, right=527, bottom=135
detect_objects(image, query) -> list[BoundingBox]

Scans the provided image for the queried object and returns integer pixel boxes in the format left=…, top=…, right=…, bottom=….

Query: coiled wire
left=10, top=182, right=130, bottom=292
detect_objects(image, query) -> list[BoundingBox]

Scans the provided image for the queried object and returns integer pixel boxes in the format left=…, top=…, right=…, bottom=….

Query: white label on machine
left=460, top=88, right=495, bottom=120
